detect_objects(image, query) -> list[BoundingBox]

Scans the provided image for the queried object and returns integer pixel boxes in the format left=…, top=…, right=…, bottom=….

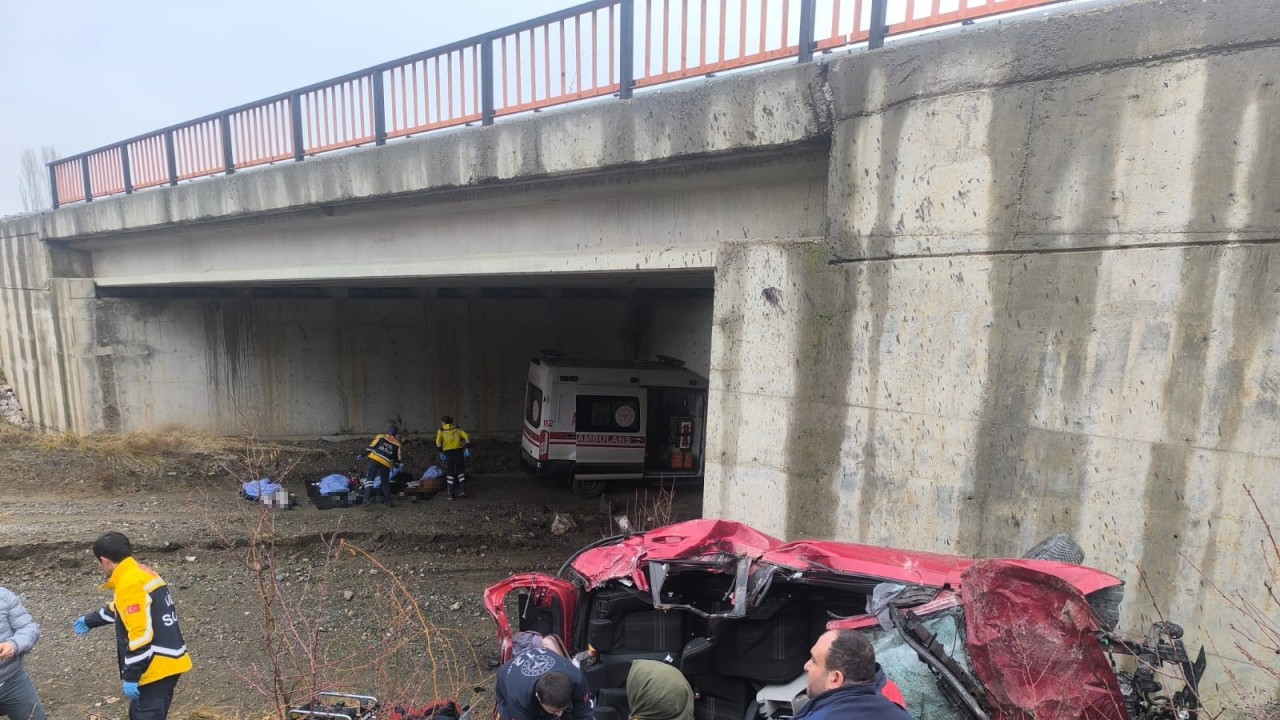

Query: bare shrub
left=1186, top=486, right=1280, bottom=718
left=204, top=433, right=481, bottom=718
left=609, top=481, right=678, bottom=535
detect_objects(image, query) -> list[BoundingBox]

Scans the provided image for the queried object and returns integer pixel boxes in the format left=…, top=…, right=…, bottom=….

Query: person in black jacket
left=360, top=425, right=402, bottom=507
left=494, top=646, right=592, bottom=720
left=795, top=629, right=915, bottom=720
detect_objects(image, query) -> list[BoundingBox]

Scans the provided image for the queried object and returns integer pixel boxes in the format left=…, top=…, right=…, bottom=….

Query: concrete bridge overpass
left=4, top=0, right=1280, bottom=697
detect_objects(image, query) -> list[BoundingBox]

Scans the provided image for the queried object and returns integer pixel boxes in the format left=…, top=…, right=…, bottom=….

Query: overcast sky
left=0, top=0, right=569, bottom=216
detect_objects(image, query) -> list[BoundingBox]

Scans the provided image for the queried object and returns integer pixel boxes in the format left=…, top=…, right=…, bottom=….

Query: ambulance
left=520, top=353, right=708, bottom=497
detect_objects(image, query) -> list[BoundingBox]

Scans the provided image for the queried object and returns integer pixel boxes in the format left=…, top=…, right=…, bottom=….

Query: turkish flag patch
left=127, top=604, right=141, bottom=614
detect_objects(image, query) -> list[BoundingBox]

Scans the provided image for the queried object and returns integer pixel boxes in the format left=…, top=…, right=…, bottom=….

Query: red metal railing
left=301, top=76, right=375, bottom=155
left=173, top=118, right=224, bottom=181
left=385, top=43, right=484, bottom=138
left=48, top=0, right=1073, bottom=208
left=231, top=98, right=294, bottom=169
left=494, top=4, right=621, bottom=117
left=127, top=134, right=170, bottom=190
left=635, top=0, right=802, bottom=88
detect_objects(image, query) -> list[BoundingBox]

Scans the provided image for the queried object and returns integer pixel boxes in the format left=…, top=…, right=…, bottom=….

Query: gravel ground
left=0, top=433, right=703, bottom=719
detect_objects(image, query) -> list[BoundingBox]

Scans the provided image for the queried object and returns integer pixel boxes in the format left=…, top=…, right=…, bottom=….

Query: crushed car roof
left=568, top=518, right=1122, bottom=596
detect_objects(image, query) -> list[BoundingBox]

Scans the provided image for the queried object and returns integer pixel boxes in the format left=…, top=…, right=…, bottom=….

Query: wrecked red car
left=485, top=519, right=1204, bottom=720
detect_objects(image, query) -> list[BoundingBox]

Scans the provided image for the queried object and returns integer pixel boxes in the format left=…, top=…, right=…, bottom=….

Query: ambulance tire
left=572, top=475, right=605, bottom=499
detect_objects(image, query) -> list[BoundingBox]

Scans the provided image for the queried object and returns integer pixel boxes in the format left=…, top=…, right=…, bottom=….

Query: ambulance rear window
left=526, top=383, right=544, bottom=426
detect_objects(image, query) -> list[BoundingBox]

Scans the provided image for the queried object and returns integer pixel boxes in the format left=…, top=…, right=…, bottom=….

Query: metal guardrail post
left=121, top=145, right=134, bottom=195
left=291, top=93, right=305, bottom=161
left=165, top=130, right=178, bottom=186
left=869, top=0, right=889, bottom=49
left=619, top=0, right=634, bottom=99
left=372, top=70, right=387, bottom=146
left=798, top=0, right=817, bottom=63
left=481, top=38, right=495, bottom=126
left=81, top=157, right=93, bottom=203
left=48, top=165, right=59, bottom=209
left=220, top=114, right=235, bottom=174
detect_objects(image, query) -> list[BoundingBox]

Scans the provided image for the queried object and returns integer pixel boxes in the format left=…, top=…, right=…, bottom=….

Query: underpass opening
left=90, top=275, right=715, bottom=462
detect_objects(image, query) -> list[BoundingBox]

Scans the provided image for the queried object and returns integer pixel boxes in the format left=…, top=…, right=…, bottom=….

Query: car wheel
left=572, top=476, right=605, bottom=498
left=1021, top=532, right=1085, bottom=565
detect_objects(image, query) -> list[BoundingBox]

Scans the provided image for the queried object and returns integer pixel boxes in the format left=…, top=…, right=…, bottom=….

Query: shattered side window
left=864, top=606, right=972, bottom=719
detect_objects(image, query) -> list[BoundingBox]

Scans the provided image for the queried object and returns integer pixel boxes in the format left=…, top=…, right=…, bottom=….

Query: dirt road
left=0, top=434, right=702, bottom=719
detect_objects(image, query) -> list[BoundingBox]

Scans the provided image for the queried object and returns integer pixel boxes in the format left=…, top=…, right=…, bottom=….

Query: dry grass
left=0, top=423, right=231, bottom=458
left=0, top=423, right=328, bottom=475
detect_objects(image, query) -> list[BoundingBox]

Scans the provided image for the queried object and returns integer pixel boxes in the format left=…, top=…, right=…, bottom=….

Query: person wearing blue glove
left=361, top=424, right=403, bottom=508
left=435, top=414, right=473, bottom=500
left=76, top=531, right=191, bottom=720
left=0, top=586, right=47, bottom=720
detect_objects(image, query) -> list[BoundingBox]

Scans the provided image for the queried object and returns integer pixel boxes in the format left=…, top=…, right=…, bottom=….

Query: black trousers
left=365, top=461, right=394, bottom=504
left=130, top=674, right=180, bottom=720
left=443, top=449, right=468, bottom=495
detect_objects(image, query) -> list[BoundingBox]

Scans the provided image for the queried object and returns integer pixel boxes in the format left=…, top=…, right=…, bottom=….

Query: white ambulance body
left=520, top=355, right=708, bottom=497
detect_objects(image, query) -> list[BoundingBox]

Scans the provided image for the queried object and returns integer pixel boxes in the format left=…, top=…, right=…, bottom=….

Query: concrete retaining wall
left=91, top=293, right=712, bottom=436
left=705, top=0, right=1280, bottom=707
left=0, top=219, right=98, bottom=433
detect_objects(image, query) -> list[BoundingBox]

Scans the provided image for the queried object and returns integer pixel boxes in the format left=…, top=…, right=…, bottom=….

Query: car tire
left=572, top=476, right=605, bottom=498
left=1021, top=532, right=1085, bottom=565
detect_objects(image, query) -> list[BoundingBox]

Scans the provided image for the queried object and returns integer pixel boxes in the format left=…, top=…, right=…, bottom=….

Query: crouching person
left=798, top=629, right=915, bottom=720
left=74, top=532, right=191, bottom=720
left=494, top=644, right=592, bottom=720
left=0, top=586, right=46, bottom=720
left=626, top=660, right=693, bottom=720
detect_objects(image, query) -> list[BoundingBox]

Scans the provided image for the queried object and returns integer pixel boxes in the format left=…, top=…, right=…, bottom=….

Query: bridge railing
left=47, top=0, right=1067, bottom=208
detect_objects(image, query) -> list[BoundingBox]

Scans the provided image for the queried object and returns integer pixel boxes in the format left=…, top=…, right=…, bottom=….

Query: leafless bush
left=1186, top=486, right=1280, bottom=718
left=611, top=481, right=678, bottom=535
left=205, top=432, right=480, bottom=718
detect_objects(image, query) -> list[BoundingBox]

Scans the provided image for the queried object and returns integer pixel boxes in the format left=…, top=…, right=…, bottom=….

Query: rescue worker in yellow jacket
left=74, top=531, right=191, bottom=720
left=360, top=424, right=403, bottom=507
left=435, top=415, right=472, bottom=500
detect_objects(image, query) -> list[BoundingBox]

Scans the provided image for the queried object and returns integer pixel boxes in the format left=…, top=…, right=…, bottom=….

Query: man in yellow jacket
left=435, top=415, right=472, bottom=500
left=75, top=531, right=191, bottom=720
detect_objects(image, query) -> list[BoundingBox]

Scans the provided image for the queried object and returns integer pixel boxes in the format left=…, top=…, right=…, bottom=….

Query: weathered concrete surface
left=89, top=291, right=712, bottom=436
left=0, top=218, right=99, bottom=433
left=705, top=0, right=1280, bottom=709
left=73, top=155, right=827, bottom=287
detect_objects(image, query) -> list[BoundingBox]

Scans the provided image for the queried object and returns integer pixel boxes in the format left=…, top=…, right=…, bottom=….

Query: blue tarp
left=317, top=474, right=350, bottom=495
left=242, top=478, right=282, bottom=498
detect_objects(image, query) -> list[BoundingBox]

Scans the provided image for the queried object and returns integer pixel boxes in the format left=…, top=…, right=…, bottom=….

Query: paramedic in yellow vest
left=361, top=424, right=402, bottom=507
left=435, top=415, right=472, bottom=500
left=74, top=531, right=192, bottom=720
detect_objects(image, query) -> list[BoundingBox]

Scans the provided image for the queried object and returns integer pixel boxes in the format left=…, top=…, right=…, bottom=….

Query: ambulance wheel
left=572, top=476, right=605, bottom=499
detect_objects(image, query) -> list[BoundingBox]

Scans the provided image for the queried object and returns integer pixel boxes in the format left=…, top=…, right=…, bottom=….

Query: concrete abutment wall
left=705, top=0, right=1280, bottom=706
left=88, top=291, right=713, bottom=436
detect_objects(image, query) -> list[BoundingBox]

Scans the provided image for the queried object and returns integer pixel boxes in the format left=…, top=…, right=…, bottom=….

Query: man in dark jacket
left=494, top=646, right=592, bottom=720
left=796, top=629, right=915, bottom=720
